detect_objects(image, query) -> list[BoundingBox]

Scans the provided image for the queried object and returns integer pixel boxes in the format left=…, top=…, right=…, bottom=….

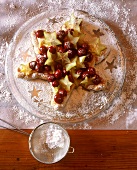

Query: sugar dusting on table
left=0, top=0, right=137, bottom=129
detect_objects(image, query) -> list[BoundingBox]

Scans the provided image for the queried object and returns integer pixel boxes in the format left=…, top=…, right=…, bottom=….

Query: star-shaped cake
left=17, top=14, right=110, bottom=110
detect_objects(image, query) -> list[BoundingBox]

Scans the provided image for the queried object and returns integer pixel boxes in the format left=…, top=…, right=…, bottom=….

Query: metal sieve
left=29, top=122, right=74, bottom=164
left=0, top=119, right=74, bottom=164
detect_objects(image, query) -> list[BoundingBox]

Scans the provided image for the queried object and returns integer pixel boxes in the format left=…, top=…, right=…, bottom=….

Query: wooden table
left=1, top=130, right=137, bottom=170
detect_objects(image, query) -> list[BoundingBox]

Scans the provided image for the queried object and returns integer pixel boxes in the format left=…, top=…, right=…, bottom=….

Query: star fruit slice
left=62, top=13, right=82, bottom=33
left=76, top=56, right=86, bottom=69
left=80, top=76, right=94, bottom=87
left=59, top=75, right=73, bottom=92
left=18, top=64, right=32, bottom=76
left=45, top=50, right=57, bottom=72
left=43, top=31, right=62, bottom=46
left=67, top=31, right=79, bottom=48
left=89, top=37, right=106, bottom=56
left=56, top=52, right=70, bottom=66
left=65, top=56, right=77, bottom=71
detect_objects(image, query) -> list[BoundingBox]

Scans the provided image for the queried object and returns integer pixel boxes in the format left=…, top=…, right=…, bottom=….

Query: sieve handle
left=68, top=146, right=74, bottom=153
left=0, top=118, right=30, bottom=136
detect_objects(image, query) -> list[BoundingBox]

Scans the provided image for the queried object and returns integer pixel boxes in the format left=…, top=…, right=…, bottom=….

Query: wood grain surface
left=0, top=130, right=137, bottom=170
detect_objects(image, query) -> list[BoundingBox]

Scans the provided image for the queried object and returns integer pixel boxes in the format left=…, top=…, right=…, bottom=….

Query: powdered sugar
left=0, top=0, right=137, bottom=129
left=5, top=8, right=125, bottom=123
left=44, top=124, right=65, bottom=149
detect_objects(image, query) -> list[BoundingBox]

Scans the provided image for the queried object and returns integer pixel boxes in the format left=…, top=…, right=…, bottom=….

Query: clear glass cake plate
left=5, top=9, right=126, bottom=123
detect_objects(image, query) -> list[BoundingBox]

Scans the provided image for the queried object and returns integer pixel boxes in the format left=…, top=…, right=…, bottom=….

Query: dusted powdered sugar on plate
left=5, top=9, right=125, bottom=123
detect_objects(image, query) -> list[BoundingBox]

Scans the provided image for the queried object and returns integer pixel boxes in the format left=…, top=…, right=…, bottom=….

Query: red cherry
left=81, top=43, right=89, bottom=50
left=35, top=63, right=44, bottom=73
left=39, top=46, right=47, bottom=55
left=82, top=71, right=90, bottom=79
left=35, top=30, right=44, bottom=38
left=44, top=65, right=51, bottom=72
left=68, top=74, right=74, bottom=83
left=62, top=69, right=69, bottom=77
left=64, top=41, right=74, bottom=50
left=54, top=94, right=63, bottom=104
left=76, top=69, right=83, bottom=78
left=54, top=69, right=63, bottom=79
left=78, top=48, right=87, bottom=56
left=92, top=74, right=101, bottom=85
left=57, top=30, right=66, bottom=41
left=87, top=67, right=96, bottom=77
left=57, top=45, right=64, bottom=53
left=47, top=74, right=55, bottom=82
left=48, top=46, right=56, bottom=54
left=52, top=80, right=59, bottom=87
left=43, top=53, right=48, bottom=60
left=85, top=52, right=93, bottom=62
left=58, top=89, right=67, bottom=97
left=68, top=49, right=77, bottom=59
left=84, top=62, right=89, bottom=68
left=55, top=63, right=63, bottom=70
left=37, top=56, right=46, bottom=65
left=29, top=61, right=37, bottom=70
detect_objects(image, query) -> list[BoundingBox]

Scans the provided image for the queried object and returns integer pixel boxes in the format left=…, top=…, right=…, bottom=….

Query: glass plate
left=5, top=9, right=126, bottom=123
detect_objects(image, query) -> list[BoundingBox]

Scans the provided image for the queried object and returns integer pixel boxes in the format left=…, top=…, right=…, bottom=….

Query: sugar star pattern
left=29, top=86, right=41, bottom=98
left=105, top=58, right=117, bottom=73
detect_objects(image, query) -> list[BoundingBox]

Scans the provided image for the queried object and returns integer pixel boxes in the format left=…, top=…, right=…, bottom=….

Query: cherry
left=35, top=63, right=44, bottom=73
left=52, top=80, right=59, bottom=87
left=54, top=94, right=63, bottom=104
left=29, top=61, right=37, bottom=70
left=77, top=43, right=82, bottom=49
left=58, top=89, right=67, bottom=97
left=47, top=74, right=55, bottom=82
left=78, top=48, right=87, bottom=56
left=39, top=46, right=47, bottom=55
left=57, top=30, right=66, bottom=41
left=64, top=41, right=74, bottom=50
left=92, top=74, right=101, bottom=85
left=54, top=69, right=63, bottom=79
left=57, top=45, right=64, bottom=53
left=62, top=69, right=69, bottom=77
left=44, top=65, right=51, bottom=72
left=37, top=56, right=46, bottom=65
left=81, top=43, right=89, bottom=50
left=35, top=30, right=44, bottom=38
left=43, top=53, right=48, bottom=60
left=76, top=69, right=83, bottom=78
left=55, top=63, right=63, bottom=70
left=68, top=49, right=77, bottom=59
left=81, top=71, right=90, bottom=79
left=48, top=46, right=56, bottom=54
left=68, top=74, right=74, bottom=83
left=87, top=67, right=96, bottom=77
left=84, top=62, right=89, bottom=68
left=85, top=52, right=93, bottom=62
